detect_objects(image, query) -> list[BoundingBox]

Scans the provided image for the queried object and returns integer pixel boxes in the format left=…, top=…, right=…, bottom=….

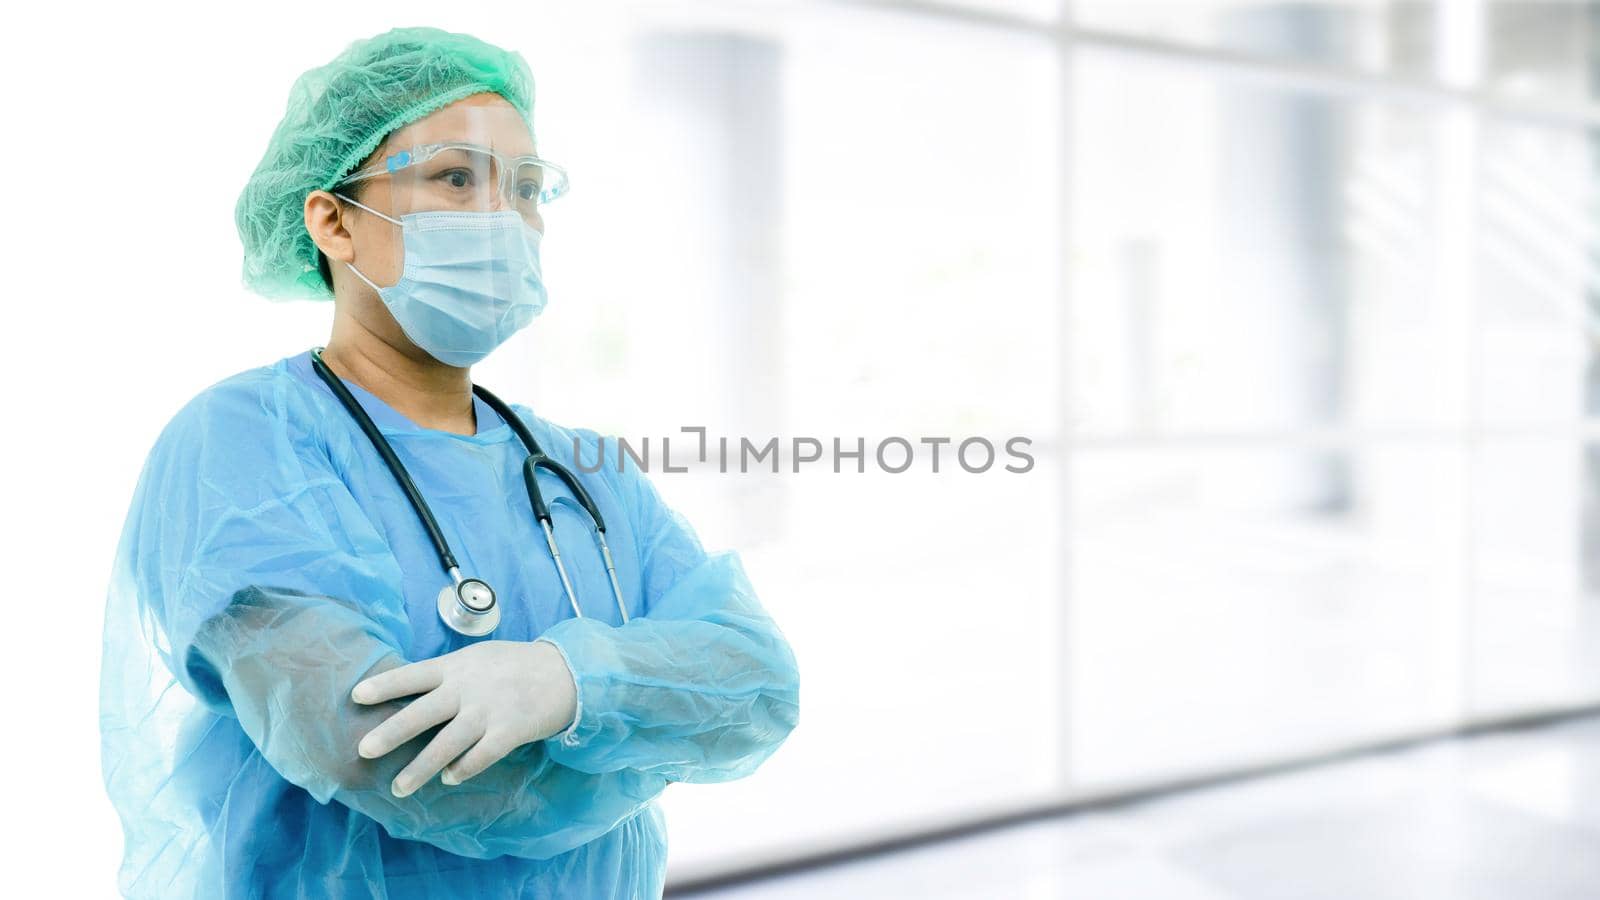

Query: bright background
left=8, top=0, right=1600, bottom=894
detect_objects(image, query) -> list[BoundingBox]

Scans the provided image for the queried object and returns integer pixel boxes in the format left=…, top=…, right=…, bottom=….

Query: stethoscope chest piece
left=437, top=577, right=500, bottom=637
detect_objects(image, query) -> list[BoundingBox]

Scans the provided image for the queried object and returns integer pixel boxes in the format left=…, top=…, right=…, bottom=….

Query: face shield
left=333, top=141, right=568, bottom=224
left=327, top=112, right=568, bottom=367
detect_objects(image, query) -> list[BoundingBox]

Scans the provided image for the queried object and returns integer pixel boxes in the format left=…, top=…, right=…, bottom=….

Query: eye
left=438, top=168, right=476, bottom=189
left=516, top=180, right=543, bottom=202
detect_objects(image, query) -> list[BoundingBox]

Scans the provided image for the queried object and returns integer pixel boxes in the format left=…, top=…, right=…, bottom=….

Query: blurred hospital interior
left=27, top=0, right=1600, bottom=896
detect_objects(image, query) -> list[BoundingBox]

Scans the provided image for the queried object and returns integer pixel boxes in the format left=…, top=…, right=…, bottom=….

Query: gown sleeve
left=127, top=378, right=666, bottom=861
left=533, top=432, right=802, bottom=782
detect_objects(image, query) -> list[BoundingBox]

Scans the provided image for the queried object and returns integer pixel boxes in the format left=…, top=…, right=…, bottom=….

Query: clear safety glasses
left=332, top=141, right=570, bottom=224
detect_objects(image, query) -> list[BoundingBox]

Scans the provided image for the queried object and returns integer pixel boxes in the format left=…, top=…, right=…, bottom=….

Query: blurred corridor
left=681, top=709, right=1600, bottom=898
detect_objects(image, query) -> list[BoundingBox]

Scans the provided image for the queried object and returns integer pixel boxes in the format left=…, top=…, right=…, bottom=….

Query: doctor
left=99, top=26, right=800, bottom=900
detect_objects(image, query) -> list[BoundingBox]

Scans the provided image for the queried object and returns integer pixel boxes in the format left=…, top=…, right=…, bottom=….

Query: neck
left=321, top=315, right=477, bottom=436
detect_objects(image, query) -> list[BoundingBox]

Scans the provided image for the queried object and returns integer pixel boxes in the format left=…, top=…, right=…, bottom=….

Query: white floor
left=680, top=714, right=1600, bottom=898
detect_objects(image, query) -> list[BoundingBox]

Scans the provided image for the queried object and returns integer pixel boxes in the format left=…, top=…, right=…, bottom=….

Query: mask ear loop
left=334, top=191, right=403, bottom=226
left=333, top=191, right=402, bottom=290
left=343, top=259, right=384, bottom=293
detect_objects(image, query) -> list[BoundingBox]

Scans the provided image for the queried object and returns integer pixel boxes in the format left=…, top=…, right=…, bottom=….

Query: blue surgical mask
left=336, top=194, right=548, bottom=367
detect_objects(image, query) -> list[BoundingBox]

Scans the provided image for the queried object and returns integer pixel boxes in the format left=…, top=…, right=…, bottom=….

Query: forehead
left=383, top=93, right=535, bottom=158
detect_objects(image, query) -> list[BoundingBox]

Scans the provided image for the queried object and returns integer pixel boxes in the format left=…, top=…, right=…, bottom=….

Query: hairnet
left=236, top=26, right=536, bottom=302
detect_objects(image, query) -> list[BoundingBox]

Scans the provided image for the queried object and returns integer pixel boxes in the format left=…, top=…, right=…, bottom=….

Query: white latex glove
left=351, top=639, right=578, bottom=798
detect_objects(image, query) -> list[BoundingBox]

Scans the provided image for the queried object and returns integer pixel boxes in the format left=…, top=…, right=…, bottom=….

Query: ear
left=305, top=190, right=356, bottom=264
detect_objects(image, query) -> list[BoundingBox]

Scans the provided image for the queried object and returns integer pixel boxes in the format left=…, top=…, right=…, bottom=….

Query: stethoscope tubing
left=308, top=346, right=630, bottom=630
left=310, top=347, right=460, bottom=572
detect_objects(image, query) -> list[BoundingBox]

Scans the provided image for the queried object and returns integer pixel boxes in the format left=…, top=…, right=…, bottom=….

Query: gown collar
left=287, top=349, right=514, bottom=443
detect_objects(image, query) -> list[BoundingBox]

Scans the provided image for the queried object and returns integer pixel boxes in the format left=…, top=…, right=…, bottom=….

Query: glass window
left=1068, top=49, right=1467, bottom=437
left=1486, top=1, right=1600, bottom=108
left=1073, top=1, right=1437, bottom=78
left=1476, top=120, right=1600, bottom=426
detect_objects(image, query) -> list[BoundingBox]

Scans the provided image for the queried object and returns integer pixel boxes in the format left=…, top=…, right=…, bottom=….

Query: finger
left=358, top=690, right=458, bottom=759
left=392, top=717, right=483, bottom=798
left=352, top=658, right=444, bottom=705
left=441, top=730, right=520, bottom=786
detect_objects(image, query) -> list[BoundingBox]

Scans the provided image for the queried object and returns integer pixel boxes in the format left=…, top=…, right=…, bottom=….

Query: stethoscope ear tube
left=522, top=456, right=551, bottom=523
left=542, top=457, right=607, bottom=534
left=477, top=383, right=609, bottom=534
left=477, top=386, right=626, bottom=624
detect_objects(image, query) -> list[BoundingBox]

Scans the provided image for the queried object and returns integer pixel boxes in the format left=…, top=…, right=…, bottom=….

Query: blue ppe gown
left=98, top=349, right=801, bottom=899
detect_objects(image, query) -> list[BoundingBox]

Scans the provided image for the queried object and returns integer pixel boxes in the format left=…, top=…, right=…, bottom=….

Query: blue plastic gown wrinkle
left=99, top=350, right=800, bottom=899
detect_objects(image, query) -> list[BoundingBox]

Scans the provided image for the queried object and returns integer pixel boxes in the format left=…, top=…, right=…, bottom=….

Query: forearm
left=536, top=552, right=801, bottom=782
left=193, top=586, right=667, bottom=860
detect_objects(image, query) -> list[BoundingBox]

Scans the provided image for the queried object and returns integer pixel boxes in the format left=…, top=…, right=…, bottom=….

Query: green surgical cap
left=236, top=26, right=536, bottom=301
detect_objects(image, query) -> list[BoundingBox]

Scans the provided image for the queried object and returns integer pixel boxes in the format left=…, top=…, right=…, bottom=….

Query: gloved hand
left=351, top=639, right=578, bottom=797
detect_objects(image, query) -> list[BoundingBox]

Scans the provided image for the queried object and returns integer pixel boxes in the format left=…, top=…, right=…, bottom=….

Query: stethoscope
left=309, top=346, right=629, bottom=637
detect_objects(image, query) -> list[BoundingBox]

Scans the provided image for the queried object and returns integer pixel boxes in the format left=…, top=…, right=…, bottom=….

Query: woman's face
left=305, top=92, right=541, bottom=357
